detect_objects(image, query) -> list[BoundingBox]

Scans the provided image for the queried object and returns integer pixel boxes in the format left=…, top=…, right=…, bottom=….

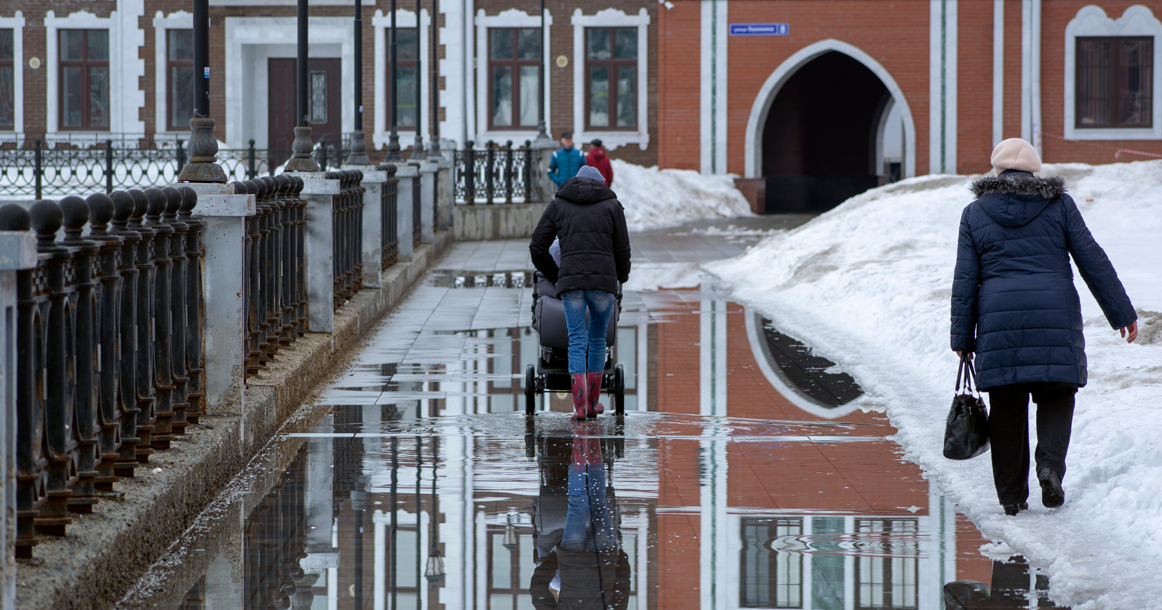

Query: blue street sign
left=729, top=23, right=789, bottom=37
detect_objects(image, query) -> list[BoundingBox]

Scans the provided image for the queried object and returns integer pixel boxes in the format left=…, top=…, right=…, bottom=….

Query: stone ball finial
left=58, top=196, right=90, bottom=238
left=161, top=187, right=183, bottom=216
left=274, top=174, right=291, bottom=195
left=111, top=192, right=135, bottom=223
left=86, top=193, right=115, bottom=227
left=178, top=186, right=198, bottom=213
left=0, top=203, right=31, bottom=232
left=144, top=188, right=167, bottom=217
left=128, top=190, right=149, bottom=220
left=30, top=200, right=63, bottom=247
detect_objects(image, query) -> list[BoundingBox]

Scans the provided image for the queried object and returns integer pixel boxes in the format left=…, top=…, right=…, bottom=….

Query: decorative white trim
left=152, top=11, right=193, bottom=135
left=472, top=9, right=553, bottom=145
left=45, top=6, right=146, bottom=136
left=223, top=17, right=354, bottom=149
left=372, top=9, right=431, bottom=150
left=0, top=12, right=24, bottom=133
left=437, top=0, right=469, bottom=147
left=744, top=311, right=858, bottom=419
left=993, top=0, right=1004, bottom=146
left=1031, top=0, right=1042, bottom=153
left=744, top=39, right=917, bottom=179
left=571, top=8, right=651, bottom=151
left=929, top=0, right=957, bottom=174
left=1064, top=5, right=1162, bottom=141
left=700, top=0, right=728, bottom=174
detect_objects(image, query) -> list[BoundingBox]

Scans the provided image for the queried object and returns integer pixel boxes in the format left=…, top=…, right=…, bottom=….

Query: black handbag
left=943, top=355, right=990, bottom=460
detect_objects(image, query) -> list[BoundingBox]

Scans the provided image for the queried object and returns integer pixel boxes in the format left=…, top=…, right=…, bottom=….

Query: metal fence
left=327, top=170, right=365, bottom=309
left=453, top=140, right=532, bottom=204
left=231, top=176, right=309, bottom=377
left=0, top=133, right=365, bottom=199
left=381, top=164, right=399, bottom=268
left=0, top=187, right=205, bottom=558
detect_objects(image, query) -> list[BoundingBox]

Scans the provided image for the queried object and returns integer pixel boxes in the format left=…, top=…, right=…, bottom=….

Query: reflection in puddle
left=121, top=259, right=1065, bottom=610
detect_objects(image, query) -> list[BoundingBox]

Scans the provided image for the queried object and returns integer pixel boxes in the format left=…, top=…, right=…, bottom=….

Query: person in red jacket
left=585, top=139, right=614, bottom=187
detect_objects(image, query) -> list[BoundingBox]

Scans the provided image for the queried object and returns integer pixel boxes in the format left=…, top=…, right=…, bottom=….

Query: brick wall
left=957, top=0, right=995, bottom=175
left=656, top=0, right=700, bottom=170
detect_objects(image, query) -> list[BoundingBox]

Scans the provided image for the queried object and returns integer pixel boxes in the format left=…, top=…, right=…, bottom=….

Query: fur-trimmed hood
left=970, top=172, right=1067, bottom=228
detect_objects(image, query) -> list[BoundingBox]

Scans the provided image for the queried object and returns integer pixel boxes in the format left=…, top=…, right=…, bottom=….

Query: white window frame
left=0, top=12, right=25, bottom=134
left=45, top=9, right=145, bottom=137
left=153, top=11, right=194, bottom=135
left=474, top=9, right=552, bottom=145
left=373, top=8, right=430, bottom=150
left=1064, top=5, right=1162, bottom=141
left=572, top=8, right=649, bottom=151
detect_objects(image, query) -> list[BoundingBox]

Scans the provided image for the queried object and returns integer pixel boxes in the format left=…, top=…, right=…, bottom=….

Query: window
left=1076, top=37, right=1153, bottom=128
left=740, top=518, right=803, bottom=608
left=0, top=29, right=12, bottom=130
left=585, top=27, right=636, bottom=130
left=854, top=519, right=918, bottom=609
left=309, top=70, right=327, bottom=123
left=488, top=28, right=541, bottom=130
left=386, top=28, right=418, bottom=130
left=59, top=29, right=109, bottom=130
left=167, top=29, right=193, bottom=131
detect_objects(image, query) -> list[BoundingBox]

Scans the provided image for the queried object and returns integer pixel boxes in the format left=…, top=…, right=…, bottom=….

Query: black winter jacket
left=950, top=171, right=1136, bottom=390
left=530, top=176, right=631, bottom=295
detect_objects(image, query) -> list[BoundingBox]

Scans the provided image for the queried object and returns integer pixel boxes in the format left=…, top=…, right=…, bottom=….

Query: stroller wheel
left=613, top=364, right=626, bottom=415
left=525, top=364, right=537, bottom=416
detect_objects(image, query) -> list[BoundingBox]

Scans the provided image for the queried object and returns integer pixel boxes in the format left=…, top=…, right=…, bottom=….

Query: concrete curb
left=15, top=231, right=454, bottom=610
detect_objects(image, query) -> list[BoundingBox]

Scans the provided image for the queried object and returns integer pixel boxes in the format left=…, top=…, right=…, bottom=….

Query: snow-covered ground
left=705, top=160, right=1162, bottom=609
left=611, top=159, right=754, bottom=231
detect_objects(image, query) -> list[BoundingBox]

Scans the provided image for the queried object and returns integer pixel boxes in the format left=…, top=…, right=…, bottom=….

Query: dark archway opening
left=762, top=52, right=890, bottom=213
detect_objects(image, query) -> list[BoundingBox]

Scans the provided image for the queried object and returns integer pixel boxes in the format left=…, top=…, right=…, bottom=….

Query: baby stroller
left=525, top=272, right=626, bottom=416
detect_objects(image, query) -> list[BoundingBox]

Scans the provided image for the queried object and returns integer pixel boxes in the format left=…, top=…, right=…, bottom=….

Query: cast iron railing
left=326, top=170, right=365, bottom=309
left=381, top=164, right=399, bottom=268
left=232, top=176, right=308, bottom=377
left=0, top=186, right=205, bottom=558
left=0, top=133, right=374, bottom=198
left=412, top=164, right=423, bottom=248
left=453, top=140, right=532, bottom=204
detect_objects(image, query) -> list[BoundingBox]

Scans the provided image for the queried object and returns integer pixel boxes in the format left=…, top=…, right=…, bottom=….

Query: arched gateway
left=744, top=40, right=917, bottom=213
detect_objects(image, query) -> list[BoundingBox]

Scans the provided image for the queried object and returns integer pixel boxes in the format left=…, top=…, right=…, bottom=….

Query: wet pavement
left=118, top=219, right=1066, bottom=609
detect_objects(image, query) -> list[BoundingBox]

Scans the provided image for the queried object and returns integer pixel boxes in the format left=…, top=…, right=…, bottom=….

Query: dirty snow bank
left=705, top=161, right=1162, bottom=610
left=611, top=159, right=753, bottom=231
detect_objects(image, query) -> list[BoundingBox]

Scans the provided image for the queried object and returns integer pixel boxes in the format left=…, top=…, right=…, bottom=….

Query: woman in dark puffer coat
left=531, top=165, right=631, bottom=420
left=951, top=138, right=1137, bottom=516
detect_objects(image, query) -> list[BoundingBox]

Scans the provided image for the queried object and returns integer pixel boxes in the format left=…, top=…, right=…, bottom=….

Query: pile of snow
left=705, top=161, right=1162, bottom=609
left=610, top=159, right=753, bottom=232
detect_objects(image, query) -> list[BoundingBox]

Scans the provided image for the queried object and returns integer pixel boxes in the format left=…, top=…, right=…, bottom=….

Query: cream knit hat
left=990, top=138, right=1041, bottom=173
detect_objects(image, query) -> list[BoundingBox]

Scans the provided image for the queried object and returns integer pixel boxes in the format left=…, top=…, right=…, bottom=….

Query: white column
left=0, top=228, right=35, bottom=610
left=293, top=172, right=340, bottom=333
left=346, top=166, right=388, bottom=288
left=929, top=0, right=958, bottom=174
left=700, top=0, right=729, bottom=174
left=992, top=0, right=1005, bottom=146
left=188, top=183, right=256, bottom=411
left=1030, top=0, right=1042, bottom=155
left=699, top=296, right=728, bottom=610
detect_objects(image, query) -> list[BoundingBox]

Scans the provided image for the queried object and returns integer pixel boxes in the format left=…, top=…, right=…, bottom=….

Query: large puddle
left=118, top=247, right=1065, bottom=610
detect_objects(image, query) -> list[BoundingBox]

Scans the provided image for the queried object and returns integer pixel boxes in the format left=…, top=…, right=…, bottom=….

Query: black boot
left=1039, top=468, right=1064, bottom=508
left=1002, top=502, right=1029, bottom=516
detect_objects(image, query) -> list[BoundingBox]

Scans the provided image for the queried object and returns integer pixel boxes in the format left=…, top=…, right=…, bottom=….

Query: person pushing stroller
left=531, top=165, right=632, bottom=420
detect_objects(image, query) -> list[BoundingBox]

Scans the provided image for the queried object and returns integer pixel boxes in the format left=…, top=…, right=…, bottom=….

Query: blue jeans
left=561, top=290, right=614, bottom=375
left=562, top=464, right=615, bottom=552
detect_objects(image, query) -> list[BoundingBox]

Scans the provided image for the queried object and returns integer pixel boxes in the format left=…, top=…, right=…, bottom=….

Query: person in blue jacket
left=950, top=138, right=1138, bottom=516
left=547, top=131, right=586, bottom=190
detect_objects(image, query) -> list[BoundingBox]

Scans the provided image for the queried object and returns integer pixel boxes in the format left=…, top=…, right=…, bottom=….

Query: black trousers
left=985, top=382, right=1078, bottom=506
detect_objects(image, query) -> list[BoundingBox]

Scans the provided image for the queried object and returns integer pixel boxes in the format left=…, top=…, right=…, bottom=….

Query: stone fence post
left=345, top=166, right=387, bottom=288
left=393, top=163, right=418, bottom=262
left=0, top=224, right=35, bottom=610
left=291, top=172, right=340, bottom=333
left=434, top=154, right=453, bottom=231
left=419, top=161, right=438, bottom=243
left=530, top=139, right=557, bottom=203
left=186, top=183, right=256, bottom=413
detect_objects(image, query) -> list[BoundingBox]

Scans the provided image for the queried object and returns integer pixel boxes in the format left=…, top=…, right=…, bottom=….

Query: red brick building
left=0, top=1, right=1156, bottom=209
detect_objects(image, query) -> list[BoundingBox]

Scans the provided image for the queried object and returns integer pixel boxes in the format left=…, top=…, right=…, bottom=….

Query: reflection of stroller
left=524, top=272, right=626, bottom=416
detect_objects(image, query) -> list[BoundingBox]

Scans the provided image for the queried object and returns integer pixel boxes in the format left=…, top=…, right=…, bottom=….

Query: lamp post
left=384, top=0, right=403, bottom=161
left=346, top=0, right=371, bottom=165
left=177, top=0, right=227, bottom=182
left=533, top=0, right=550, bottom=143
left=286, top=0, right=321, bottom=171
left=423, top=436, right=444, bottom=585
left=410, top=0, right=426, bottom=159
left=428, top=0, right=440, bottom=156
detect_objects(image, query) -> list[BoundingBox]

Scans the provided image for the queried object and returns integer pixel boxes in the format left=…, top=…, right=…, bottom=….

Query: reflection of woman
left=530, top=426, right=631, bottom=610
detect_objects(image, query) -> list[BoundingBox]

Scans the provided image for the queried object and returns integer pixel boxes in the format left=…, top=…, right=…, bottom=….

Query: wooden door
left=268, top=58, right=343, bottom=167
